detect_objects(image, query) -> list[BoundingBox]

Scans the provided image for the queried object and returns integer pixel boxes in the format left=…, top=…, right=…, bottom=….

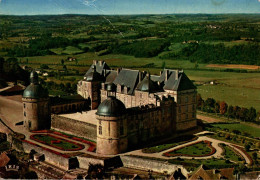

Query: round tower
left=96, top=96, right=128, bottom=155
left=22, top=71, right=50, bottom=131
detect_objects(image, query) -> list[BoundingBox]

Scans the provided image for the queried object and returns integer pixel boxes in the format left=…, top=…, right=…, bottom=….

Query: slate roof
left=83, top=61, right=196, bottom=94
left=189, top=165, right=235, bottom=180
left=113, top=69, right=139, bottom=95
left=84, top=67, right=103, bottom=82
left=136, top=75, right=161, bottom=93
left=104, top=70, right=118, bottom=83
left=164, top=71, right=196, bottom=91
left=85, top=61, right=110, bottom=75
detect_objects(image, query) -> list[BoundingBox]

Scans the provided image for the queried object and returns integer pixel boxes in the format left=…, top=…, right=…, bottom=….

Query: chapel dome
left=96, top=96, right=126, bottom=117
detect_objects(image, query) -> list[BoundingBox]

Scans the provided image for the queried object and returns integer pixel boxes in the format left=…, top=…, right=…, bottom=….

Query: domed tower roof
left=84, top=66, right=102, bottom=82
left=23, top=71, right=48, bottom=99
left=96, top=96, right=126, bottom=117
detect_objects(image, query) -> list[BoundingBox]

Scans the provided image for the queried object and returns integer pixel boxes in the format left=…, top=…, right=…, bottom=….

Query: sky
left=0, top=0, right=259, bottom=15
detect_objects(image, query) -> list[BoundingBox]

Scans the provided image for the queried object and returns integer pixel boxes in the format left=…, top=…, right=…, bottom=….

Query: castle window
left=24, top=112, right=26, bottom=117
left=192, top=105, right=195, bottom=111
left=185, top=96, right=188, bottom=103
left=178, top=98, right=181, bottom=104
left=24, top=103, right=26, bottom=109
left=99, top=126, right=102, bottom=135
left=193, top=113, right=196, bottom=118
left=192, top=95, right=196, bottom=102
left=186, top=105, right=188, bottom=112
left=29, top=121, right=31, bottom=128
left=186, top=113, right=188, bottom=120
left=178, top=107, right=181, bottom=113
left=120, top=122, right=124, bottom=135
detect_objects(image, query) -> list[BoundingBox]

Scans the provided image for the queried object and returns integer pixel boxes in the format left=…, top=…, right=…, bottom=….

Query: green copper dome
left=96, top=96, right=126, bottom=117
left=23, top=71, right=48, bottom=99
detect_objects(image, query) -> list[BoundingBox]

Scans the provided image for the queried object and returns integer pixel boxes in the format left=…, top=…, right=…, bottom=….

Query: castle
left=22, top=60, right=197, bottom=156
left=78, top=60, right=197, bottom=155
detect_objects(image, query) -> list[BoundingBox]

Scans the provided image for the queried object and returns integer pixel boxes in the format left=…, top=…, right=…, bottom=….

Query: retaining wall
left=51, top=115, right=97, bottom=140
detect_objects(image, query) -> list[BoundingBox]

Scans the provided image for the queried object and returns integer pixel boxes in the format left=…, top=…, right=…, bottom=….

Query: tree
left=40, top=64, right=49, bottom=69
left=239, top=107, right=249, bottom=121
left=219, top=101, right=228, bottom=115
left=256, top=111, right=260, bottom=123
left=214, top=101, right=220, bottom=113
left=233, top=106, right=241, bottom=119
left=0, top=56, right=4, bottom=71
left=161, top=61, right=166, bottom=69
left=194, top=61, right=199, bottom=69
left=205, top=98, right=216, bottom=108
left=227, top=105, right=234, bottom=119
left=196, top=93, right=203, bottom=109
left=252, top=152, right=257, bottom=161
left=247, top=107, right=256, bottom=122
left=244, top=143, right=251, bottom=152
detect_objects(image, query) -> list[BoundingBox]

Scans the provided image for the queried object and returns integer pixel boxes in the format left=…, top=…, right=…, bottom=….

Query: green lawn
left=168, top=141, right=212, bottom=156
left=142, top=135, right=196, bottom=153
left=211, top=123, right=260, bottom=138
left=50, top=46, right=84, bottom=55
left=221, top=144, right=243, bottom=162
left=168, top=158, right=234, bottom=170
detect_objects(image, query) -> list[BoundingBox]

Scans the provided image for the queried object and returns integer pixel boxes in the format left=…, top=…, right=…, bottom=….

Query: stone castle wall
left=51, top=115, right=97, bottom=140
left=22, top=140, right=70, bottom=170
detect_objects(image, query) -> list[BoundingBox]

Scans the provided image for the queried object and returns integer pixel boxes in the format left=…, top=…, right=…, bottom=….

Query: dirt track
left=197, top=114, right=224, bottom=123
left=206, top=64, right=260, bottom=70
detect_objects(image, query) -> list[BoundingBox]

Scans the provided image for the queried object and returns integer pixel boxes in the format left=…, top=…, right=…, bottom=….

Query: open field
left=206, top=64, right=260, bottom=70
left=210, top=123, right=260, bottom=138
left=0, top=14, right=259, bottom=111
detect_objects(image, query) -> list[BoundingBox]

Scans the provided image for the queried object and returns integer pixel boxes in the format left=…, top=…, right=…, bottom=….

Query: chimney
left=99, top=60, right=103, bottom=66
left=104, top=69, right=106, bottom=77
left=176, top=70, right=179, bottom=79
left=93, top=60, right=97, bottom=65
left=165, top=70, right=169, bottom=81
left=117, top=68, right=121, bottom=75
left=139, top=71, right=143, bottom=82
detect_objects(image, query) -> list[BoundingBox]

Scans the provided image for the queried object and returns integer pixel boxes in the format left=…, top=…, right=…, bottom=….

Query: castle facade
left=77, top=60, right=197, bottom=155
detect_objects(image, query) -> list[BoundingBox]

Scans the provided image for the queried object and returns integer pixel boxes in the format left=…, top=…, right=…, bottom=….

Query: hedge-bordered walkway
left=125, top=134, right=252, bottom=165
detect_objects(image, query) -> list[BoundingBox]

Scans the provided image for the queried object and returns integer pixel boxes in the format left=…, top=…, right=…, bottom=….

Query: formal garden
left=31, top=130, right=96, bottom=152
left=30, top=134, right=85, bottom=151
left=163, top=140, right=216, bottom=157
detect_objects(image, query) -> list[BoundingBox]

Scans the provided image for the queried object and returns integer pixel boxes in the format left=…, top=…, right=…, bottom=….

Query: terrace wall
left=120, top=155, right=188, bottom=177
left=51, top=115, right=97, bottom=140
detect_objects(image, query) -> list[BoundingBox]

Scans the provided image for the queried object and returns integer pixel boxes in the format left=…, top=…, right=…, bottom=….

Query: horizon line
left=0, top=12, right=259, bottom=16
